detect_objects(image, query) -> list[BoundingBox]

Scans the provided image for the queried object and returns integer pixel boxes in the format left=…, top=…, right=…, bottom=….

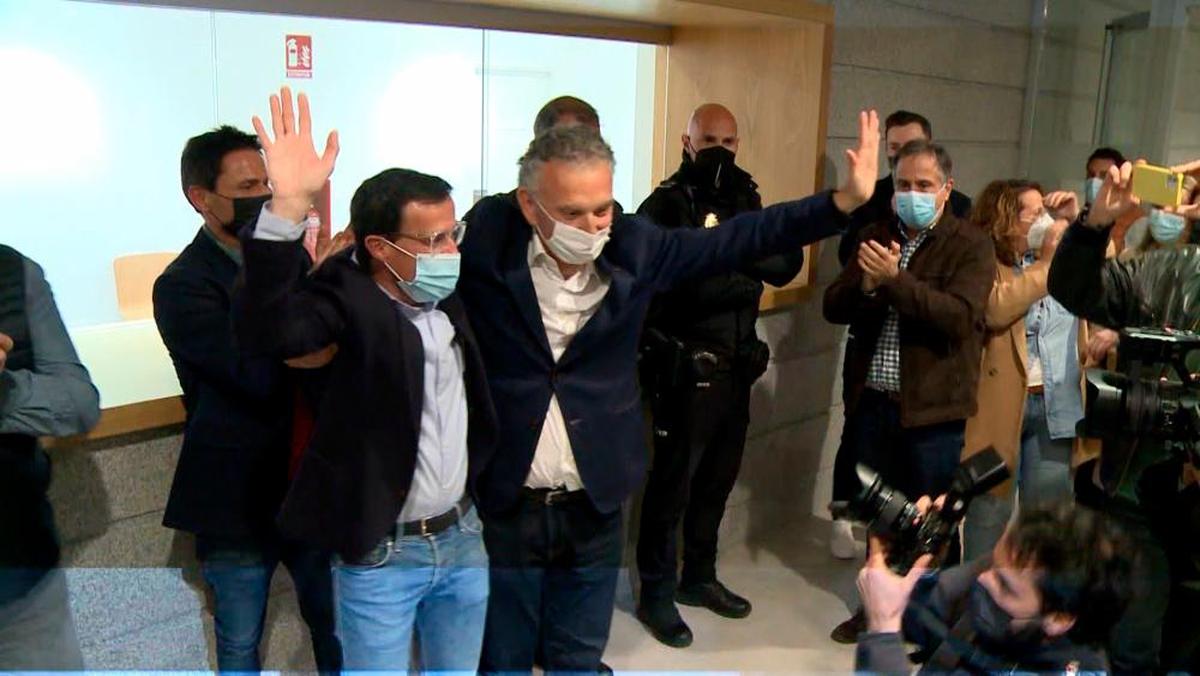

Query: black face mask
left=215, top=192, right=272, bottom=237
left=683, top=145, right=738, bottom=191
left=968, top=580, right=1046, bottom=653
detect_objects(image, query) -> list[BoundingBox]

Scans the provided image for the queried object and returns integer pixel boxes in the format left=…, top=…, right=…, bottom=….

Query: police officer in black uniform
left=635, top=103, right=805, bottom=648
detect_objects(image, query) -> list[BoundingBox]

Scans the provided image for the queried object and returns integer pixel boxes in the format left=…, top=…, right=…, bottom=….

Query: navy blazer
left=154, top=230, right=293, bottom=539
left=234, top=235, right=498, bottom=561
left=459, top=190, right=847, bottom=515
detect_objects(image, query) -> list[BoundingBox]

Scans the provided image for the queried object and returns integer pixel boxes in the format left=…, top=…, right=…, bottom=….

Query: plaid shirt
left=865, top=227, right=933, bottom=392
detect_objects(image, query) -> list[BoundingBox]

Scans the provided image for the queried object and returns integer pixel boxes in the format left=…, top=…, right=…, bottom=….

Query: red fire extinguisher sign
left=285, top=35, right=312, bottom=79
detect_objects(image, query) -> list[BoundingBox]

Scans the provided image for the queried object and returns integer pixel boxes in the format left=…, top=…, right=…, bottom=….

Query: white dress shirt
left=523, top=233, right=611, bottom=490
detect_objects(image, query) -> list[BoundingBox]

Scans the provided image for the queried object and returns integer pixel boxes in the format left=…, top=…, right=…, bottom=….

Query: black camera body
left=1082, top=328, right=1200, bottom=441
left=831, top=447, right=1010, bottom=573
left=1079, top=328, right=1200, bottom=500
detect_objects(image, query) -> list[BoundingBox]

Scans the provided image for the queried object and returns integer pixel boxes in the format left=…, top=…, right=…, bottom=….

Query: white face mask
left=1026, top=211, right=1055, bottom=251
left=535, top=199, right=611, bottom=265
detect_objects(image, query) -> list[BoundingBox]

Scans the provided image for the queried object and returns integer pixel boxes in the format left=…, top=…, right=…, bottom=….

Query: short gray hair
left=895, top=139, right=953, bottom=183
left=518, top=126, right=615, bottom=192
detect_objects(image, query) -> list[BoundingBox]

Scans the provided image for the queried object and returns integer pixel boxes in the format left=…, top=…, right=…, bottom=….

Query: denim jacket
left=1024, top=264, right=1084, bottom=439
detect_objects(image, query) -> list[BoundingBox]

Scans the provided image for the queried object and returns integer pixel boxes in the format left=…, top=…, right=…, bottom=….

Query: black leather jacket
left=638, top=161, right=804, bottom=362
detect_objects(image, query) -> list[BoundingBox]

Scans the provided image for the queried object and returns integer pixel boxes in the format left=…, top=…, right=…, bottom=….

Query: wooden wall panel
left=657, top=21, right=831, bottom=310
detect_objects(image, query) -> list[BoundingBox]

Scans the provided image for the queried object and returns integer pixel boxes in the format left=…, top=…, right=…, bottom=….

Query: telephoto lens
left=831, top=448, right=1009, bottom=573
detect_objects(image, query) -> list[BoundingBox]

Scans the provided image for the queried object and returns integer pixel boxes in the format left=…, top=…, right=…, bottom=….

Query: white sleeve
left=253, top=203, right=307, bottom=242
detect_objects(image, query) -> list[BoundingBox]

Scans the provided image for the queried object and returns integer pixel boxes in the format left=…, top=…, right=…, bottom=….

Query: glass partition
left=0, top=0, right=656, bottom=410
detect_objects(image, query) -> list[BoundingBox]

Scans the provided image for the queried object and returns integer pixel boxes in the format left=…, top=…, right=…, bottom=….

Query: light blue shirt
left=389, top=298, right=468, bottom=522
left=254, top=205, right=469, bottom=521
left=1020, top=255, right=1084, bottom=439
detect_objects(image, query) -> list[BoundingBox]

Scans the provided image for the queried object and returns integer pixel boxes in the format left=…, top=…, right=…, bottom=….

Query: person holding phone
left=1048, top=158, right=1200, bottom=672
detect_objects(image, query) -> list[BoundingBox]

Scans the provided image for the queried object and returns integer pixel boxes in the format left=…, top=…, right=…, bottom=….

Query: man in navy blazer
left=461, top=113, right=882, bottom=673
left=233, top=90, right=499, bottom=671
left=154, top=125, right=340, bottom=673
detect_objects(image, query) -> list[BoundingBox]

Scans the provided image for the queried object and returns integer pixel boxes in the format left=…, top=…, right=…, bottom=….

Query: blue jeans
left=333, top=506, right=489, bottom=673
left=197, top=536, right=341, bottom=674
left=846, top=390, right=966, bottom=502
left=1018, top=392, right=1074, bottom=509
left=962, top=393, right=1076, bottom=561
left=844, top=389, right=966, bottom=566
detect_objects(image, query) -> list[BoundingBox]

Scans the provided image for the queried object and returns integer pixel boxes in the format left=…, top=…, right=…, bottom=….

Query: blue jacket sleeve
left=639, top=191, right=846, bottom=292
left=235, top=210, right=346, bottom=360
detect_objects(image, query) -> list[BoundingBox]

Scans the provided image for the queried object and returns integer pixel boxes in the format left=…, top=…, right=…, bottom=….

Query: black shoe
left=675, top=580, right=752, bottom=619
left=830, top=608, right=866, bottom=644
left=636, top=601, right=694, bottom=648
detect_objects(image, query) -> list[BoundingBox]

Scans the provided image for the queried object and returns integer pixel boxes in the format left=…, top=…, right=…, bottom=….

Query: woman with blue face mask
left=1120, top=181, right=1199, bottom=261
left=960, top=180, right=1090, bottom=562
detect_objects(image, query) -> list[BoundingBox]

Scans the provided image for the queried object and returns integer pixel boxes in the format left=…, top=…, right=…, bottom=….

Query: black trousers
left=637, top=370, right=751, bottom=603
left=479, top=493, right=623, bottom=675
left=832, top=337, right=861, bottom=503
left=1085, top=458, right=1200, bottom=674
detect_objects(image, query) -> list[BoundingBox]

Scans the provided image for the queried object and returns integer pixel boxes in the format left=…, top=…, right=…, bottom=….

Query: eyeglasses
left=396, top=221, right=467, bottom=249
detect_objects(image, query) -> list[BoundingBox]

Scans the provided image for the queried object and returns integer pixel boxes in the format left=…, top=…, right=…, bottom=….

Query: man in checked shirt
left=823, top=140, right=994, bottom=640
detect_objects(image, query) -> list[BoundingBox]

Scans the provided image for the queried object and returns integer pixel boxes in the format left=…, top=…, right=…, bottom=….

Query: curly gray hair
left=517, top=126, right=615, bottom=192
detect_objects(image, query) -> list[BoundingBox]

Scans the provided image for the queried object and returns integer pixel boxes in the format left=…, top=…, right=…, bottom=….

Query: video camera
left=1081, top=328, right=1200, bottom=440
left=1079, top=328, right=1200, bottom=497
left=830, top=447, right=1010, bottom=574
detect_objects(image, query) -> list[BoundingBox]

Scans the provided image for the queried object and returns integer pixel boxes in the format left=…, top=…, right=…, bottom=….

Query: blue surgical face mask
left=377, top=238, right=461, bottom=304
left=895, top=189, right=942, bottom=230
left=1149, top=209, right=1187, bottom=244
left=1085, top=177, right=1103, bottom=205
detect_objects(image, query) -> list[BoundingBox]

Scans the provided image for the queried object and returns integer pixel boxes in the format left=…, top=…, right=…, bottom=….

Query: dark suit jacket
left=234, top=235, right=498, bottom=561
left=459, top=190, right=846, bottom=515
left=838, top=175, right=973, bottom=266
left=823, top=213, right=995, bottom=428
left=154, top=230, right=293, bottom=539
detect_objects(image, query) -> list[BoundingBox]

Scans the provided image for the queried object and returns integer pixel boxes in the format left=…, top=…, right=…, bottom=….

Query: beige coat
left=961, top=261, right=1093, bottom=497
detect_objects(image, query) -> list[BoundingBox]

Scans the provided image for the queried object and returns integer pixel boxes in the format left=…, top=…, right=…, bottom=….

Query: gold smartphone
left=1132, top=164, right=1185, bottom=207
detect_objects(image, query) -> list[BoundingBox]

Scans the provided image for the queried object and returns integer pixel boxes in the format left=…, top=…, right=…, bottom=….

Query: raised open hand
left=834, top=110, right=880, bottom=214
left=1086, top=160, right=1139, bottom=228
left=251, top=86, right=339, bottom=222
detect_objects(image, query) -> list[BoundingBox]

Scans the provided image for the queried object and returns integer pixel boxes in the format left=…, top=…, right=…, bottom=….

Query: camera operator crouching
left=855, top=501, right=1133, bottom=674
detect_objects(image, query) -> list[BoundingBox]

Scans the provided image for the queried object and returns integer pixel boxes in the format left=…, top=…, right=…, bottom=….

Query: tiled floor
left=69, top=514, right=866, bottom=672
left=605, top=515, right=863, bottom=673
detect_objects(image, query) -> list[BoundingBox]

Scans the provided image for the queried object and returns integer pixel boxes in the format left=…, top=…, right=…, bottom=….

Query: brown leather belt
left=1028, top=384, right=1045, bottom=395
